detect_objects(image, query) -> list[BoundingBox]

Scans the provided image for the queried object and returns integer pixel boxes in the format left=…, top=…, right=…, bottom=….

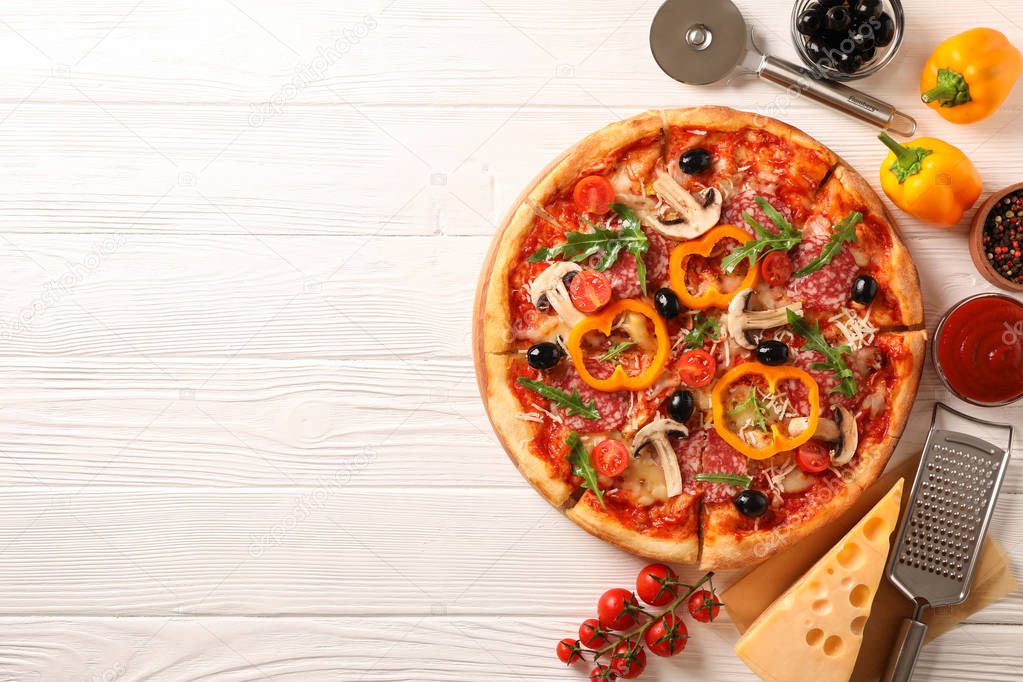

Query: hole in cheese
left=808, top=580, right=826, bottom=598
left=805, top=628, right=824, bottom=646
left=849, top=584, right=872, bottom=608
left=823, top=635, right=844, bottom=656
left=812, top=598, right=831, bottom=615
left=841, top=576, right=853, bottom=589
left=851, top=616, right=867, bottom=635
left=836, top=542, right=864, bottom=569
left=862, top=516, right=886, bottom=543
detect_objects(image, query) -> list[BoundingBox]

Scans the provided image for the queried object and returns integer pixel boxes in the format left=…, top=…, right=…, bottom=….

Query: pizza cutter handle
left=757, top=55, right=917, bottom=137
left=881, top=616, right=928, bottom=682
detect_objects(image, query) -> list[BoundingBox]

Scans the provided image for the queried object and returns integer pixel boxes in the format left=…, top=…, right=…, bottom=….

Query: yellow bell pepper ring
left=920, top=28, right=1022, bottom=125
left=877, top=133, right=982, bottom=227
left=669, top=225, right=759, bottom=310
left=711, top=363, right=820, bottom=461
left=566, top=300, right=669, bottom=392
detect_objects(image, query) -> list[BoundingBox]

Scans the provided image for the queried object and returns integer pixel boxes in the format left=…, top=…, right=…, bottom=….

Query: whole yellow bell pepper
left=877, top=133, right=981, bottom=227
left=920, top=28, right=1021, bottom=124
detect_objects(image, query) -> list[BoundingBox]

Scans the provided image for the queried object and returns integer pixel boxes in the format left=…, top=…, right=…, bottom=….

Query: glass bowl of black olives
left=791, top=0, right=903, bottom=80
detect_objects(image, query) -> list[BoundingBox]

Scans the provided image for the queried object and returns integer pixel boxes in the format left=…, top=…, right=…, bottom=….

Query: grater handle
left=882, top=617, right=928, bottom=682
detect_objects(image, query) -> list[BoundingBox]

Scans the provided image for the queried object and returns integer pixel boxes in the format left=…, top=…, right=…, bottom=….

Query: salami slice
left=674, top=428, right=707, bottom=496
left=549, top=365, right=628, bottom=433
left=701, top=428, right=748, bottom=504
left=602, top=227, right=671, bottom=298
left=786, top=232, right=856, bottom=311
left=722, top=189, right=793, bottom=234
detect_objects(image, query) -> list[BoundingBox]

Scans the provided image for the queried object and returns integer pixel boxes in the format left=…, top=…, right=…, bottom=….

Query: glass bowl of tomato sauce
left=933, top=293, right=1023, bottom=406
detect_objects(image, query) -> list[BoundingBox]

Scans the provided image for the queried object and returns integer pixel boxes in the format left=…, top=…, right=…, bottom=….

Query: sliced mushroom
left=726, top=288, right=803, bottom=349
left=632, top=419, right=688, bottom=498
left=781, top=467, right=816, bottom=493
left=786, top=405, right=859, bottom=466
left=529, top=262, right=584, bottom=327
left=644, top=173, right=722, bottom=240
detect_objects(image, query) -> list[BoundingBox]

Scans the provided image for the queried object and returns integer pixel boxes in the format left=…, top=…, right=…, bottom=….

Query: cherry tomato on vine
left=579, top=618, right=611, bottom=648
left=644, top=613, right=689, bottom=657
left=796, top=440, right=830, bottom=474
left=556, top=638, right=583, bottom=665
left=597, top=588, right=641, bottom=630
left=589, top=663, right=616, bottom=682
left=610, top=641, right=647, bottom=679
left=760, top=251, right=793, bottom=286
left=593, top=439, right=629, bottom=477
left=635, top=563, right=679, bottom=607
left=573, top=175, right=616, bottom=214
left=688, top=589, right=722, bottom=623
left=569, top=269, right=612, bottom=313
left=678, top=349, right=717, bottom=387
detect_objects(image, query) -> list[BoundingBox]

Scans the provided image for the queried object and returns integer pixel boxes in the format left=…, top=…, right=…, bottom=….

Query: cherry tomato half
left=556, top=638, right=583, bottom=665
left=796, top=440, right=831, bottom=473
left=597, top=588, right=640, bottom=630
left=573, top=175, right=616, bottom=214
left=593, top=439, right=629, bottom=477
left=569, top=269, right=613, bottom=313
left=644, top=613, right=689, bottom=657
left=687, top=589, right=722, bottom=623
left=610, top=641, right=647, bottom=679
left=678, top=349, right=717, bottom=387
left=761, top=251, right=793, bottom=286
left=635, top=563, right=678, bottom=607
left=579, top=618, right=611, bottom=648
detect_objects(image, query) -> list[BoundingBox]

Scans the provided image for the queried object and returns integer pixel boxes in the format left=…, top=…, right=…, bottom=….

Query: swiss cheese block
left=734, top=478, right=904, bottom=682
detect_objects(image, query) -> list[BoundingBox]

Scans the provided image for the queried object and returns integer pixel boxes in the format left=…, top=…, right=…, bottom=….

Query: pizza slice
left=699, top=329, right=924, bottom=569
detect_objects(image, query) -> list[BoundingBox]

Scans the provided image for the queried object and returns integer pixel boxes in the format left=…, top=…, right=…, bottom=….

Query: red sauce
left=936, top=294, right=1023, bottom=405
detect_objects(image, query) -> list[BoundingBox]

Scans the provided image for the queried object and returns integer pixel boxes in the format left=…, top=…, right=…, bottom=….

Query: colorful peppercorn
left=982, top=189, right=1023, bottom=284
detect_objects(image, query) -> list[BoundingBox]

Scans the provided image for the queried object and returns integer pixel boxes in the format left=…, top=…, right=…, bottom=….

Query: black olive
left=874, top=12, right=895, bottom=47
left=654, top=287, right=681, bottom=320
left=679, top=148, right=712, bottom=174
left=804, top=36, right=826, bottom=61
left=562, top=270, right=578, bottom=288
left=838, top=52, right=864, bottom=74
left=824, top=49, right=857, bottom=74
left=851, top=31, right=875, bottom=54
left=824, top=6, right=851, bottom=34
left=851, top=274, right=879, bottom=304
left=733, top=489, right=770, bottom=518
left=852, top=0, right=882, bottom=19
left=796, top=8, right=822, bottom=36
left=756, top=340, right=790, bottom=366
left=526, top=342, right=564, bottom=370
left=816, top=0, right=845, bottom=8
left=667, top=390, right=694, bottom=423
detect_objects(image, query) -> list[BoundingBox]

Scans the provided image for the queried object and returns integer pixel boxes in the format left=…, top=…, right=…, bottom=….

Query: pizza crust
left=567, top=492, right=700, bottom=564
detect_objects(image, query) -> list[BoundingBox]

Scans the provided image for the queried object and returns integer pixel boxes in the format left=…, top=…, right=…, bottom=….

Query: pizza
left=474, top=107, right=924, bottom=569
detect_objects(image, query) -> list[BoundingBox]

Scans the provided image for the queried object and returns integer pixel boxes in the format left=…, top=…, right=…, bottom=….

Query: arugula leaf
left=721, top=197, right=802, bottom=274
left=694, top=472, right=753, bottom=488
left=567, top=431, right=605, bottom=509
left=786, top=309, right=858, bottom=397
left=527, top=204, right=649, bottom=294
left=728, top=387, right=769, bottom=431
left=516, top=377, right=601, bottom=420
left=793, top=211, right=862, bottom=278
left=684, top=312, right=721, bottom=349
left=598, top=341, right=636, bottom=363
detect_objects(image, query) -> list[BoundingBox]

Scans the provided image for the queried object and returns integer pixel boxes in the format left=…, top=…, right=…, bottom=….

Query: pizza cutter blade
left=650, top=0, right=916, bottom=136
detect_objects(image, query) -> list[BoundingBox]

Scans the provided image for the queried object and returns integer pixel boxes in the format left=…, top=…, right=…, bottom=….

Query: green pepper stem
left=921, top=68, right=972, bottom=107
left=878, top=132, right=932, bottom=184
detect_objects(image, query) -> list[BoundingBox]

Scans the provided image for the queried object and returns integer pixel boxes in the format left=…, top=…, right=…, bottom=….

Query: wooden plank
left=0, top=486, right=1014, bottom=617
left=0, top=617, right=1016, bottom=681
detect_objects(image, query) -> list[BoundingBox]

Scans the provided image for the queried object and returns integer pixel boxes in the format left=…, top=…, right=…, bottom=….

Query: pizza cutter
left=650, top=0, right=916, bottom=136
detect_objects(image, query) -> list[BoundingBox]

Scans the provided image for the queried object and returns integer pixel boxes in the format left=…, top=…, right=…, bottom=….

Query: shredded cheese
left=514, top=412, right=544, bottom=423
left=530, top=402, right=563, bottom=423
left=828, top=307, right=877, bottom=352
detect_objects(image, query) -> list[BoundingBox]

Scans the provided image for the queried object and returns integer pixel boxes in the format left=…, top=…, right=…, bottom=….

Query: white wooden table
left=0, top=0, right=1018, bottom=680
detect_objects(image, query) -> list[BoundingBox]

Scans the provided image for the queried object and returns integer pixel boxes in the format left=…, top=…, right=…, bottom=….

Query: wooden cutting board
left=723, top=454, right=1018, bottom=682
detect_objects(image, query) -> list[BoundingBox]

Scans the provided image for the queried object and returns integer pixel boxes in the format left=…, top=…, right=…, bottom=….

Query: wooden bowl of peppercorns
left=970, top=182, right=1023, bottom=293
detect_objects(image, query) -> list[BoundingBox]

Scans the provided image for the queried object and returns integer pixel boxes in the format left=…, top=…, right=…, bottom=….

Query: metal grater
left=882, top=403, right=1013, bottom=682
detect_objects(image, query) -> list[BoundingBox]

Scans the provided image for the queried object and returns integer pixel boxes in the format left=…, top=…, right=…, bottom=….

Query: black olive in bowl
left=790, top=0, right=904, bottom=81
